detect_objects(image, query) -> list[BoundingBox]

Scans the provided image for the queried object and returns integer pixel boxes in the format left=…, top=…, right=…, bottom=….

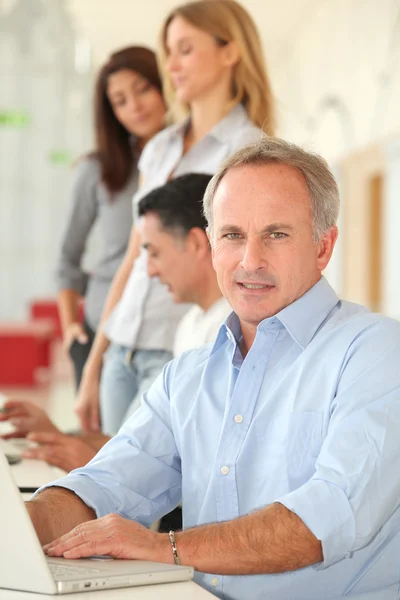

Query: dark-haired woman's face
left=106, top=69, right=165, bottom=142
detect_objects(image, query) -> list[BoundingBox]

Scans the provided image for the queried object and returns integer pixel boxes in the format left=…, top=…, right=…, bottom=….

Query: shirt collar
left=212, top=277, right=340, bottom=354
left=169, top=103, right=249, bottom=145
left=273, top=277, right=339, bottom=349
left=207, top=103, right=250, bottom=144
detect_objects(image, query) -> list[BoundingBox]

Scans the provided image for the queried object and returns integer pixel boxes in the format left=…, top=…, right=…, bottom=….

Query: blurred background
left=0, top=0, right=399, bottom=397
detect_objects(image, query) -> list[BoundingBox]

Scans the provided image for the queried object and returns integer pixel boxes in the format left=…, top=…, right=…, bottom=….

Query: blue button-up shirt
left=45, top=277, right=400, bottom=599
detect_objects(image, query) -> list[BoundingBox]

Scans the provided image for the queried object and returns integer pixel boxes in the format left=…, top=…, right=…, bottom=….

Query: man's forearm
left=26, top=487, right=96, bottom=545
left=175, top=502, right=322, bottom=575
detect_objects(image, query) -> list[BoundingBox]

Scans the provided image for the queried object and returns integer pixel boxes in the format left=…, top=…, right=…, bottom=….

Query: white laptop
left=0, top=448, right=194, bottom=594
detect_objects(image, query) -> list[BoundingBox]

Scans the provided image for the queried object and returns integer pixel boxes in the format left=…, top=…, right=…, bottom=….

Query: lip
left=172, top=76, right=186, bottom=87
left=236, top=282, right=275, bottom=293
left=131, top=114, right=150, bottom=125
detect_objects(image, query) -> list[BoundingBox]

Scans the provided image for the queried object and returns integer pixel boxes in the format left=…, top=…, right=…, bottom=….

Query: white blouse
left=104, top=104, right=262, bottom=351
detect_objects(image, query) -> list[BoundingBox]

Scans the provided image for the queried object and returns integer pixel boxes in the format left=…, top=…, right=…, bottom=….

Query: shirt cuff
left=56, top=271, right=89, bottom=296
left=276, top=478, right=356, bottom=568
left=33, top=474, right=116, bottom=518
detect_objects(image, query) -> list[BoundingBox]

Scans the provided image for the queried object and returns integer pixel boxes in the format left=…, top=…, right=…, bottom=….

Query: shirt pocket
left=256, top=411, right=324, bottom=490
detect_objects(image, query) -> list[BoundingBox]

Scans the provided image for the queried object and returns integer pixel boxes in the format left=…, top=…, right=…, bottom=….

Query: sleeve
left=35, top=360, right=182, bottom=526
left=276, top=319, right=400, bottom=569
left=54, top=158, right=99, bottom=294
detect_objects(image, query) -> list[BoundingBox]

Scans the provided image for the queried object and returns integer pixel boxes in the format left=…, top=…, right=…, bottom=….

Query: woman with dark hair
left=56, top=46, right=166, bottom=388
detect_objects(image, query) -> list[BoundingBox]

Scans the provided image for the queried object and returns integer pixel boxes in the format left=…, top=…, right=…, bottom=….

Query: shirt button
left=220, top=465, right=230, bottom=475
left=234, top=414, right=243, bottom=423
left=211, top=578, right=219, bottom=587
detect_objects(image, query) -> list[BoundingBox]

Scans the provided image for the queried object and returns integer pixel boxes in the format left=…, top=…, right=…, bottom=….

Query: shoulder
left=226, top=123, right=263, bottom=155
left=72, top=156, right=101, bottom=191
left=173, top=306, right=203, bottom=356
left=177, top=305, right=202, bottom=329
left=324, top=304, right=400, bottom=383
left=75, top=155, right=101, bottom=177
left=331, top=301, right=400, bottom=347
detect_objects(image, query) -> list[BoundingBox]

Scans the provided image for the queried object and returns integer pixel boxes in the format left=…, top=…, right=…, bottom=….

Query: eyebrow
left=166, top=36, right=192, bottom=51
left=109, top=78, right=147, bottom=98
left=217, top=223, right=295, bottom=235
left=109, top=92, right=124, bottom=100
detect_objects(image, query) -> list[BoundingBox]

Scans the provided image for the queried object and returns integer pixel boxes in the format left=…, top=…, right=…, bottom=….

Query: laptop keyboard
left=49, top=562, right=101, bottom=578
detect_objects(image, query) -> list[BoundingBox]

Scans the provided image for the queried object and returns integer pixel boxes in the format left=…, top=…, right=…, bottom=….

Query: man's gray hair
left=203, top=137, right=340, bottom=243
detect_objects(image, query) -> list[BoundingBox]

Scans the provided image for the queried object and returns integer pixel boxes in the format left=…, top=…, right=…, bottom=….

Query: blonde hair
left=204, top=137, right=340, bottom=243
left=158, top=0, right=276, bottom=134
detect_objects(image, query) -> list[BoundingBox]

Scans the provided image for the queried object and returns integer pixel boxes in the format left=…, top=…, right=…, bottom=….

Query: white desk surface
left=0, top=581, right=215, bottom=599
left=1, top=438, right=65, bottom=490
left=12, top=457, right=65, bottom=489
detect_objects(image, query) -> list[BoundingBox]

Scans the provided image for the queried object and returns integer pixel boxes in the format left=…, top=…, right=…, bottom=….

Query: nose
left=240, top=238, right=266, bottom=272
left=128, top=94, right=141, bottom=113
left=166, top=52, right=179, bottom=73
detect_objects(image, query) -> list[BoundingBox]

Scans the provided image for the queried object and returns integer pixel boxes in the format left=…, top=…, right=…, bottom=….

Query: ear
left=316, top=226, right=338, bottom=271
left=206, top=227, right=217, bottom=270
left=186, top=228, right=210, bottom=258
left=221, top=40, right=240, bottom=68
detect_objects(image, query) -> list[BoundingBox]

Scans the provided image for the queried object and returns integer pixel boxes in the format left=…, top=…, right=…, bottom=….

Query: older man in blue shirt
left=28, top=137, right=400, bottom=600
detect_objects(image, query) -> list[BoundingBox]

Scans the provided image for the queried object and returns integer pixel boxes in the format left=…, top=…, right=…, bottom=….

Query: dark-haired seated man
left=0, top=174, right=230, bottom=472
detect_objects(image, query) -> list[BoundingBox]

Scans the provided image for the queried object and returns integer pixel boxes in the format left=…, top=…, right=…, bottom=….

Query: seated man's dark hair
left=138, top=173, right=212, bottom=235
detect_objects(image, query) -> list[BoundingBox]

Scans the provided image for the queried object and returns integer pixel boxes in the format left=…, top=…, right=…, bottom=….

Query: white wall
left=1, top=0, right=399, bottom=319
left=270, top=0, right=400, bottom=308
left=0, top=0, right=93, bottom=320
left=272, top=0, right=400, bottom=162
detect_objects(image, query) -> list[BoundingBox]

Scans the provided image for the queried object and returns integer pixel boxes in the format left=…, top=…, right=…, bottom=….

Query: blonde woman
left=75, top=0, right=276, bottom=435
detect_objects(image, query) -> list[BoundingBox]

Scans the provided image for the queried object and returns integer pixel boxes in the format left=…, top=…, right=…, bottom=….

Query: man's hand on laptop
left=43, top=514, right=172, bottom=563
left=21, top=432, right=97, bottom=471
left=0, top=400, right=59, bottom=438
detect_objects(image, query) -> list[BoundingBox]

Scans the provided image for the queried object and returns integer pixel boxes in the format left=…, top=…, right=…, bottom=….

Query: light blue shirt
left=44, top=277, right=400, bottom=599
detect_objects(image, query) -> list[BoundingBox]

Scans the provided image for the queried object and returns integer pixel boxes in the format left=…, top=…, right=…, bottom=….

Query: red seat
left=29, top=299, right=63, bottom=339
left=0, top=320, right=55, bottom=386
left=29, top=298, right=84, bottom=340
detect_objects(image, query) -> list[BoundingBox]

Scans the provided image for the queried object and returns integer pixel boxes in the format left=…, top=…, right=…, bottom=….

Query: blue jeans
left=100, top=344, right=172, bottom=435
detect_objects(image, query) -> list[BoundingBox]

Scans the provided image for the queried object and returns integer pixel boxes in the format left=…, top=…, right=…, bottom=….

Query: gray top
left=56, top=157, right=137, bottom=331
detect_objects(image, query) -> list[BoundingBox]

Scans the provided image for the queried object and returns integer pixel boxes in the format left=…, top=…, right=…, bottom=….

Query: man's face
left=210, top=163, right=337, bottom=331
left=140, top=212, right=194, bottom=303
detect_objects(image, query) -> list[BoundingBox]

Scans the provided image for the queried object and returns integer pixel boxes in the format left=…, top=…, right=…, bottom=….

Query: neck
left=239, top=325, right=257, bottom=358
left=188, top=81, right=234, bottom=143
left=192, top=268, right=223, bottom=312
